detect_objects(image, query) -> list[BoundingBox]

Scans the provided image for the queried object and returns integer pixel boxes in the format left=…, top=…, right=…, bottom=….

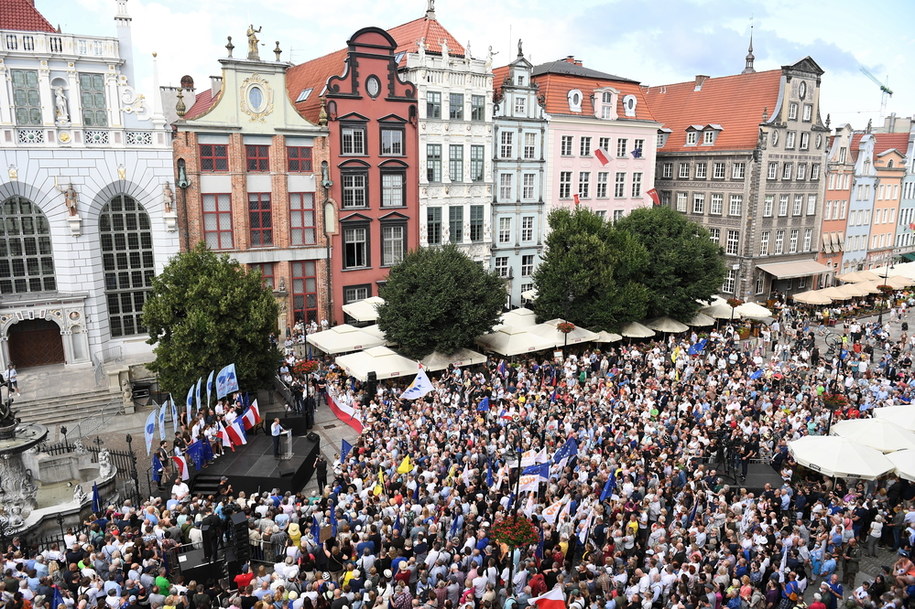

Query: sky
left=43, top=0, right=914, bottom=131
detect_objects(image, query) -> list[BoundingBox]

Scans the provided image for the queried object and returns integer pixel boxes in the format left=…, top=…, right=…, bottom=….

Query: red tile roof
left=183, top=88, right=218, bottom=121
left=532, top=71, right=656, bottom=123
left=1, top=0, right=56, bottom=33
left=388, top=16, right=465, bottom=57
left=643, top=69, right=783, bottom=152
left=850, top=132, right=911, bottom=162
left=492, top=65, right=510, bottom=100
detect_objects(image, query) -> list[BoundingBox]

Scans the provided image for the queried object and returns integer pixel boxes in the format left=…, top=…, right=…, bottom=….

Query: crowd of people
left=7, top=300, right=915, bottom=609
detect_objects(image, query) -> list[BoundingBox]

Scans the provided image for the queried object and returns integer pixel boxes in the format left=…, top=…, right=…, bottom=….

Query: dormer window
left=568, top=89, right=583, bottom=112
left=703, top=130, right=715, bottom=144
left=657, top=133, right=668, bottom=148
left=517, top=75, right=525, bottom=86
left=686, top=131, right=698, bottom=145
left=622, top=94, right=637, bottom=117
left=601, top=91, right=613, bottom=119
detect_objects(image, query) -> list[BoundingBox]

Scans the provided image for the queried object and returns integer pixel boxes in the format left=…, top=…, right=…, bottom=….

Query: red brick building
left=287, top=27, right=419, bottom=323
left=168, top=42, right=329, bottom=332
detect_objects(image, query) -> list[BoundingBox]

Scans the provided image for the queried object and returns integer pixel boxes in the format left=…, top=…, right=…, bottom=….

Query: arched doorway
left=7, top=319, right=64, bottom=368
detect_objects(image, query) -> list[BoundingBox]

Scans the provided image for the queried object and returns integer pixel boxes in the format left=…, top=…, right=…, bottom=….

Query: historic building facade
left=898, top=129, right=915, bottom=253
left=287, top=27, right=419, bottom=323
left=490, top=45, right=547, bottom=307
left=867, top=133, right=908, bottom=270
left=819, top=125, right=853, bottom=285
left=0, top=0, right=178, bottom=369
left=646, top=55, right=830, bottom=300
left=168, top=31, right=329, bottom=333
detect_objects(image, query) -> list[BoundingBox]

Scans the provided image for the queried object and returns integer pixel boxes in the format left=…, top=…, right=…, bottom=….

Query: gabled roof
left=492, top=65, right=510, bottom=100
left=643, top=69, right=782, bottom=152
left=183, top=88, right=218, bottom=121
left=849, top=132, right=910, bottom=164
left=1, top=0, right=56, bottom=33
left=532, top=58, right=636, bottom=83
left=532, top=72, right=656, bottom=122
left=388, top=16, right=465, bottom=58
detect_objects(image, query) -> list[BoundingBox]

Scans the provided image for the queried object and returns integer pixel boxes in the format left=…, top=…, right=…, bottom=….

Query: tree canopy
left=143, top=243, right=280, bottom=397
left=377, top=244, right=505, bottom=359
left=534, top=206, right=724, bottom=330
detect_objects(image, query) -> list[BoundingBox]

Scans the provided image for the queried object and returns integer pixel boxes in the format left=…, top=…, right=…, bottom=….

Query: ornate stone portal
left=0, top=422, right=48, bottom=530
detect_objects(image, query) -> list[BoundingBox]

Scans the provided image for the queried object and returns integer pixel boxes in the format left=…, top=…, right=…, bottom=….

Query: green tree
left=533, top=207, right=650, bottom=330
left=377, top=244, right=505, bottom=359
left=613, top=205, right=725, bottom=320
left=143, top=243, right=280, bottom=397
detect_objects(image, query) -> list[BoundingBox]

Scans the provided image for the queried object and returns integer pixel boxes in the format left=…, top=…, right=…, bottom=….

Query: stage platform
left=717, top=462, right=785, bottom=491
left=189, top=431, right=319, bottom=496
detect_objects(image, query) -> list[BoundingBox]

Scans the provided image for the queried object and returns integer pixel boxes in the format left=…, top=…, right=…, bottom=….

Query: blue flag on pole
left=688, top=338, right=708, bottom=356
left=169, top=395, right=179, bottom=434
left=750, top=369, right=763, bottom=380
left=91, top=481, right=101, bottom=513
left=186, top=384, right=194, bottom=425
left=341, top=439, right=353, bottom=461
left=311, top=515, right=320, bottom=540
left=152, top=453, right=163, bottom=484
left=394, top=513, right=402, bottom=533
left=206, top=370, right=215, bottom=408
left=552, top=438, right=579, bottom=464
left=599, top=474, right=617, bottom=502
left=521, top=462, right=550, bottom=478
left=216, top=364, right=240, bottom=399
left=477, top=396, right=490, bottom=412
left=143, top=408, right=156, bottom=455
left=330, top=502, right=338, bottom=536
left=52, top=585, right=65, bottom=609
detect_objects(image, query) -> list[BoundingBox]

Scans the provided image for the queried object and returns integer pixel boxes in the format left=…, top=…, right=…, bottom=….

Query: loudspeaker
left=366, top=371, right=377, bottom=382
left=278, top=461, right=297, bottom=477
left=230, top=511, right=250, bottom=563
left=307, top=432, right=319, bottom=442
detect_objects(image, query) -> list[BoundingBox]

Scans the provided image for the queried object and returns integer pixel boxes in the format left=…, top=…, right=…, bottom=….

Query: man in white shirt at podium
left=271, top=418, right=286, bottom=458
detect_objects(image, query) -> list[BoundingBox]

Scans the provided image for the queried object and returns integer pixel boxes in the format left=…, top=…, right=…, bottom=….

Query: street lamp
left=505, top=415, right=524, bottom=603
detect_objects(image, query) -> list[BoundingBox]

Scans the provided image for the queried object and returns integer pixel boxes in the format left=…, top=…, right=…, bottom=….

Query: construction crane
left=859, top=66, right=893, bottom=118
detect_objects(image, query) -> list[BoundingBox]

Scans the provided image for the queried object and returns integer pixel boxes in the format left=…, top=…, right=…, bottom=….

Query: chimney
left=564, top=55, right=582, bottom=66
left=210, top=75, right=223, bottom=97
left=694, top=75, right=709, bottom=91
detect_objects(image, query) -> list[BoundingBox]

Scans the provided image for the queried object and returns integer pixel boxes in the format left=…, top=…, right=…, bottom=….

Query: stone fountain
left=0, top=379, right=48, bottom=530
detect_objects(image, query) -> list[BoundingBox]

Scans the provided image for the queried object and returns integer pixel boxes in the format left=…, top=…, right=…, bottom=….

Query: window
left=713, top=162, right=725, bottom=179
left=722, top=269, right=736, bottom=294
left=449, top=93, right=464, bottom=120
left=803, top=228, right=812, bottom=252
left=202, top=194, right=233, bottom=249
left=726, top=230, right=739, bottom=255
left=559, top=172, right=572, bottom=199
left=341, top=125, right=366, bottom=155
left=662, top=163, right=673, bottom=179
left=560, top=136, right=573, bottom=156
left=703, top=130, right=715, bottom=144
left=785, top=131, right=796, bottom=149
left=760, top=231, right=770, bottom=256
left=495, top=257, right=510, bottom=278
left=657, top=133, right=668, bottom=148
left=521, top=255, right=534, bottom=277
left=729, top=194, right=742, bottom=216
left=709, top=228, right=720, bottom=243
left=381, top=224, right=406, bottom=266
left=614, top=172, right=625, bottom=198
left=686, top=131, right=698, bottom=145
left=449, top=206, right=463, bottom=243
left=802, top=104, right=812, bottom=121
left=793, top=195, right=803, bottom=216
left=470, top=145, right=485, bottom=182
left=678, top=163, right=690, bottom=179
left=796, top=163, right=807, bottom=180
left=100, top=195, right=153, bottom=337
left=778, top=195, right=789, bottom=217
left=500, top=174, right=513, bottom=201
left=782, top=163, right=792, bottom=180
left=427, top=91, right=441, bottom=118
left=710, top=194, right=723, bottom=215
left=471, top=95, right=485, bottom=121
left=767, top=162, right=778, bottom=180
left=634, top=139, right=644, bottom=155
left=343, top=226, right=368, bottom=268
left=616, top=138, right=628, bottom=157
left=10, top=70, right=41, bottom=126
left=631, top=172, right=642, bottom=197
left=449, top=145, right=464, bottom=182
left=289, top=193, right=316, bottom=246
left=788, top=102, right=798, bottom=120
left=800, top=132, right=809, bottom=150
left=427, top=144, right=442, bottom=182
left=0, top=196, right=56, bottom=295
left=470, top=205, right=484, bottom=242
left=342, top=172, right=367, bottom=208
left=789, top=229, right=799, bottom=253
left=291, top=261, right=318, bottom=323
left=732, top=163, right=745, bottom=179
left=598, top=137, right=611, bottom=152
left=381, top=128, right=404, bottom=156
left=693, top=193, right=705, bottom=214
left=427, top=207, right=442, bottom=245
left=774, top=230, right=784, bottom=254
left=612, top=210, right=624, bottom=223
left=600, top=91, right=614, bottom=118
left=498, top=217, right=512, bottom=244
left=522, top=173, right=535, bottom=199
left=763, top=195, right=774, bottom=217
left=500, top=131, right=514, bottom=158
left=523, top=133, right=536, bottom=159
left=287, top=146, right=314, bottom=172
left=344, top=285, right=370, bottom=308
left=513, top=96, right=526, bottom=116
left=246, top=145, right=269, bottom=172
left=676, top=192, right=687, bottom=212
left=79, top=72, right=107, bottom=127
left=248, top=193, right=273, bottom=247
left=579, top=172, right=590, bottom=198
left=251, top=263, right=274, bottom=289
left=807, top=195, right=817, bottom=216
left=521, top=216, right=534, bottom=242
left=695, top=163, right=707, bottom=179
left=381, top=171, right=405, bottom=207
left=580, top=136, right=591, bottom=156
left=200, top=144, right=229, bottom=172
left=597, top=172, right=608, bottom=198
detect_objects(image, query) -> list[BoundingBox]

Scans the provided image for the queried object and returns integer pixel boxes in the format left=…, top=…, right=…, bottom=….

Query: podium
left=280, top=429, right=293, bottom=460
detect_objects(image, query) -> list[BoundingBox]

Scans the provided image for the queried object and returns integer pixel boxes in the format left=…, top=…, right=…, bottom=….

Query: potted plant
left=293, top=360, right=320, bottom=376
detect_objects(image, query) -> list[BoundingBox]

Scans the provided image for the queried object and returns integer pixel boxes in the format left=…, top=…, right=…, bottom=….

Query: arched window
left=100, top=194, right=154, bottom=337
left=0, top=196, right=55, bottom=294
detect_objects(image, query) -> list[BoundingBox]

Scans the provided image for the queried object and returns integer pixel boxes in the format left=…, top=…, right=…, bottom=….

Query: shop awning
left=756, top=259, right=831, bottom=280
left=902, top=252, right=915, bottom=262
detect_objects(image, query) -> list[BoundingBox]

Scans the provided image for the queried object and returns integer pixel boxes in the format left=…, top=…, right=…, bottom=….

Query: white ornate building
left=0, top=0, right=178, bottom=370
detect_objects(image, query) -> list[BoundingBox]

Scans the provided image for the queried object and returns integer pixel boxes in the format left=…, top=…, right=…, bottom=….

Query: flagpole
left=505, top=415, right=523, bottom=605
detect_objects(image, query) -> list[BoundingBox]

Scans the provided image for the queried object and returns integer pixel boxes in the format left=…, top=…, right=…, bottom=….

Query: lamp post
left=125, top=433, right=140, bottom=499
left=505, top=416, right=524, bottom=604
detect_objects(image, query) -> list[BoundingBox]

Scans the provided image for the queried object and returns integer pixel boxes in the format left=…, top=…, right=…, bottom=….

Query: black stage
left=189, top=430, right=319, bottom=496
left=717, top=463, right=784, bottom=491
